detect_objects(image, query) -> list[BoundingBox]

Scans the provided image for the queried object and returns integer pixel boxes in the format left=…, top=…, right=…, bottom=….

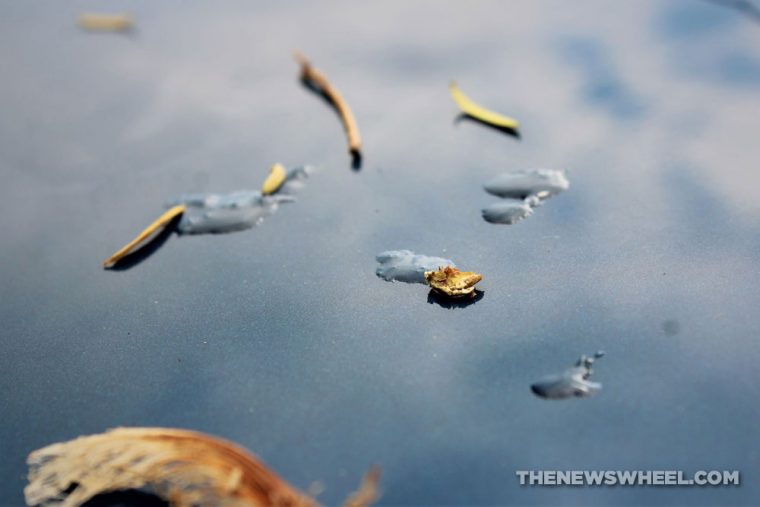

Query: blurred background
left=1, top=1, right=759, bottom=505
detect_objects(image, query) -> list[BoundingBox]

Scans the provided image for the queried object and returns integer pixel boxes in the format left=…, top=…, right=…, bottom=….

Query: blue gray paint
left=375, top=250, right=455, bottom=284
left=557, top=36, right=647, bottom=120
left=657, top=1, right=760, bottom=88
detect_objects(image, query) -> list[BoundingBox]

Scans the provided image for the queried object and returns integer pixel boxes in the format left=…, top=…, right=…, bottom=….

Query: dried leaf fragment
left=450, top=82, right=520, bottom=131
left=77, top=13, right=134, bottom=32
left=295, top=51, right=362, bottom=159
left=424, top=266, right=483, bottom=298
left=102, top=205, right=185, bottom=269
left=261, top=163, right=288, bottom=195
left=25, top=427, right=316, bottom=507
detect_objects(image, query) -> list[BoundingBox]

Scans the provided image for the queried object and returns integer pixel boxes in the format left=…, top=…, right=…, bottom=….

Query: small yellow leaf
left=449, top=82, right=520, bottom=131
left=261, top=163, right=287, bottom=195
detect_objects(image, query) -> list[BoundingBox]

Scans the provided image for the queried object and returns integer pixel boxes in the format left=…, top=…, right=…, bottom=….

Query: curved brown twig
left=25, top=427, right=381, bottom=507
left=25, top=427, right=315, bottom=507
left=344, top=466, right=381, bottom=507
left=295, top=51, right=362, bottom=162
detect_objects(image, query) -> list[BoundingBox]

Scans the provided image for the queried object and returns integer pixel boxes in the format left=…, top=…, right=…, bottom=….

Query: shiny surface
left=1, top=1, right=760, bottom=505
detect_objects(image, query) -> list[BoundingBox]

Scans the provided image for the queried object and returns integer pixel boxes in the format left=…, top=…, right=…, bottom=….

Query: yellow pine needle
left=449, top=82, right=520, bottom=131
left=102, top=205, right=186, bottom=269
left=77, top=13, right=134, bottom=32
left=261, top=163, right=287, bottom=195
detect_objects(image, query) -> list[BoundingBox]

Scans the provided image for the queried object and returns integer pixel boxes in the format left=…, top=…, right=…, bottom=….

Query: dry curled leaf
left=77, top=13, right=134, bottom=32
left=295, top=51, right=362, bottom=160
left=25, top=427, right=380, bottom=507
left=261, top=163, right=288, bottom=196
left=424, top=266, right=483, bottom=298
left=450, top=82, right=520, bottom=132
left=102, top=205, right=185, bottom=269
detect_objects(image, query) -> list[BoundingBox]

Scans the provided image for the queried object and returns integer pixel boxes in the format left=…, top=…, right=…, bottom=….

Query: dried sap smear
left=531, top=352, right=605, bottom=400
left=169, top=166, right=311, bottom=234
left=25, top=427, right=381, bottom=507
left=482, top=169, right=569, bottom=225
left=481, top=201, right=533, bottom=225
left=375, top=250, right=455, bottom=284
left=483, top=169, right=569, bottom=200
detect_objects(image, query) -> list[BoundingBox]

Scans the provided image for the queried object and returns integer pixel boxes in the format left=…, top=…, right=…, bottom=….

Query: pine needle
left=261, top=163, right=287, bottom=195
left=77, top=13, right=134, bottom=32
left=102, top=205, right=185, bottom=269
left=449, top=82, right=520, bottom=131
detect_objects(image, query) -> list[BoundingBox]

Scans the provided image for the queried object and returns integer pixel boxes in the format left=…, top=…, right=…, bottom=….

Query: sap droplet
left=375, top=250, right=455, bottom=284
left=531, top=351, right=605, bottom=400
left=484, top=169, right=569, bottom=200
left=482, top=169, right=569, bottom=226
left=481, top=200, right=533, bottom=224
left=169, top=167, right=312, bottom=234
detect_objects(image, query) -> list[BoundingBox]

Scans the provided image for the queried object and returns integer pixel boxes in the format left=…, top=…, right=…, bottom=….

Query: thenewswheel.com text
left=516, top=470, right=740, bottom=486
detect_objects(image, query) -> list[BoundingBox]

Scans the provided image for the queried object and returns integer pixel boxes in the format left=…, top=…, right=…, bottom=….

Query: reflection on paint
left=482, top=170, right=568, bottom=225
left=427, top=289, right=484, bottom=309
left=531, top=351, right=605, bottom=400
left=375, top=250, right=455, bottom=284
left=558, top=37, right=646, bottom=119
left=169, top=167, right=311, bottom=234
left=662, top=319, right=680, bottom=336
